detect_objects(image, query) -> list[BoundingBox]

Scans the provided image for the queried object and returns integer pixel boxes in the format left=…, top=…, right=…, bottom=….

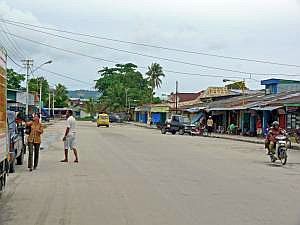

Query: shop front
left=134, top=106, right=151, bottom=124
left=150, top=105, right=169, bottom=125
left=286, top=104, right=300, bottom=131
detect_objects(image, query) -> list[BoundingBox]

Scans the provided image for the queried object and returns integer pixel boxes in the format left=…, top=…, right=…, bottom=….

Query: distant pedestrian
left=256, top=117, right=262, bottom=137
left=27, top=113, right=43, bottom=172
left=207, top=116, right=214, bottom=136
left=61, top=110, right=79, bottom=163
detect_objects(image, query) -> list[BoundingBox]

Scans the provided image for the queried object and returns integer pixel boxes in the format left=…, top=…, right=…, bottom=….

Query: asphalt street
left=1, top=121, right=300, bottom=225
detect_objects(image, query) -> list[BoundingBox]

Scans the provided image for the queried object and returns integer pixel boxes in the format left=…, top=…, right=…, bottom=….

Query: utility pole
left=39, top=80, right=42, bottom=115
left=242, top=78, right=245, bottom=106
left=175, top=81, right=178, bottom=114
left=22, top=59, right=33, bottom=117
left=48, top=88, right=51, bottom=118
left=125, top=88, right=129, bottom=112
left=52, top=91, right=55, bottom=119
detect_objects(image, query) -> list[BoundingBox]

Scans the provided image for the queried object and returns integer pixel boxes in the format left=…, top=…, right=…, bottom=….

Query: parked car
left=109, top=113, right=122, bottom=123
left=7, top=111, right=26, bottom=173
left=161, top=115, right=194, bottom=135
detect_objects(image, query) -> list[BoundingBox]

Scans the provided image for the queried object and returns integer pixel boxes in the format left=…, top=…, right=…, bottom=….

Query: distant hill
left=68, top=90, right=100, bottom=99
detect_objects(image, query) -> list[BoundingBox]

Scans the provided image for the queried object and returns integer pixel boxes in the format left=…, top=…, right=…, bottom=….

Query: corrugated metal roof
left=205, top=90, right=300, bottom=111
left=250, top=106, right=283, bottom=111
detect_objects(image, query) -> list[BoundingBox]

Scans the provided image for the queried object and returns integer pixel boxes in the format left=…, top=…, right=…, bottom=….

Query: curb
left=126, top=122, right=157, bottom=130
left=211, top=135, right=300, bottom=150
left=128, top=122, right=300, bottom=150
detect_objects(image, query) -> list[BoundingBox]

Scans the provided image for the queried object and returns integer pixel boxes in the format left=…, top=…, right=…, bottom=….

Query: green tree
left=95, top=63, right=154, bottom=112
left=225, top=81, right=248, bottom=90
left=28, top=77, right=49, bottom=105
left=54, top=83, right=69, bottom=107
left=146, top=63, right=165, bottom=101
left=83, top=98, right=97, bottom=117
left=7, top=68, right=25, bottom=89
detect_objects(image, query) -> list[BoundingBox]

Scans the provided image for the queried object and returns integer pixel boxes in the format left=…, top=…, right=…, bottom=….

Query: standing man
left=61, top=110, right=79, bottom=163
left=207, top=116, right=214, bottom=136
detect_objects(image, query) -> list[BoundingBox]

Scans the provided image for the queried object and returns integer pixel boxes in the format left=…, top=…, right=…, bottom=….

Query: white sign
left=17, top=92, right=35, bottom=105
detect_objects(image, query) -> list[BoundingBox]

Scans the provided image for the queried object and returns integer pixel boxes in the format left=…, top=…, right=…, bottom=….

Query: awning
left=150, top=106, right=169, bottom=113
left=185, top=107, right=206, bottom=113
left=207, top=106, right=247, bottom=111
left=191, top=112, right=204, bottom=124
left=284, top=103, right=300, bottom=107
left=134, top=106, right=151, bottom=112
left=250, top=106, right=283, bottom=111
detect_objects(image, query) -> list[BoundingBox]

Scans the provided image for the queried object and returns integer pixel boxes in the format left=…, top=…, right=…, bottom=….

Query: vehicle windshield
left=100, top=115, right=108, bottom=119
left=181, top=116, right=190, bottom=123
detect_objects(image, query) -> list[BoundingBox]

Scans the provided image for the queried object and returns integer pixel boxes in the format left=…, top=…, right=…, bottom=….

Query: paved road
left=1, top=121, right=300, bottom=225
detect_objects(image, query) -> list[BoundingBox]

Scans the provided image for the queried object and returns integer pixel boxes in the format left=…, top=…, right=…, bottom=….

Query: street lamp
left=223, top=78, right=246, bottom=105
left=31, top=60, right=52, bottom=74
left=26, top=60, right=53, bottom=117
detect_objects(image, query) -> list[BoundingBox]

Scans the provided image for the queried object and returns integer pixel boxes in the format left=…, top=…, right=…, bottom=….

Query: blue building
left=261, top=79, right=300, bottom=95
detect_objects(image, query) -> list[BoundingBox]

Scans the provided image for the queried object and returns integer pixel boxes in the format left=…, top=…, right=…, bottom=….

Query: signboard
left=0, top=48, right=7, bottom=162
left=287, top=106, right=299, bottom=113
left=16, top=92, right=35, bottom=105
left=150, top=106, right=169, bottom=113
left=204, top=87, right=229, bottom=97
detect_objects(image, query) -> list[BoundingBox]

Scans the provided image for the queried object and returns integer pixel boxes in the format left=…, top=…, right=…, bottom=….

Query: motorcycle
left=270, top=135, right=288, bottom=165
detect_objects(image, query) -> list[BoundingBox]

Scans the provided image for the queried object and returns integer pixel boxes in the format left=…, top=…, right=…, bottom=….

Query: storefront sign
left=287, top=106, right=299, bottom=113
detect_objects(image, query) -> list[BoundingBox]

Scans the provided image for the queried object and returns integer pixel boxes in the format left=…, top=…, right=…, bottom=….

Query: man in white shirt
left=61, top=110, right=79, bottom=163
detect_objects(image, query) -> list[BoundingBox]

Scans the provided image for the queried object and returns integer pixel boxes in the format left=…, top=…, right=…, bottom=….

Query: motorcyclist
left=265, top=121, right=285, bottom=156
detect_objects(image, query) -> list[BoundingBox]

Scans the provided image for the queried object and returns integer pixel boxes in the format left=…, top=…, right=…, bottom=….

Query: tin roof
left=205, top=90, right=300, bottom=111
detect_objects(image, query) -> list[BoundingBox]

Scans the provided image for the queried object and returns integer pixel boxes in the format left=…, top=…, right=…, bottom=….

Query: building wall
left=79, top=110, right=90, bottom=118
left=278, top=83, right=300, bottom=93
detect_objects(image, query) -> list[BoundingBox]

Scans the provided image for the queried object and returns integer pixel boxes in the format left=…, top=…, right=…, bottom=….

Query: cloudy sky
left=0, top=0, right=300, bottom=94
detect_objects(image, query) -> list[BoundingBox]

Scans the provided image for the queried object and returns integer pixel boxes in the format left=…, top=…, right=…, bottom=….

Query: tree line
left=7, top=68, right=69, bottom=108
left=7, top=62, right=166, bottom=114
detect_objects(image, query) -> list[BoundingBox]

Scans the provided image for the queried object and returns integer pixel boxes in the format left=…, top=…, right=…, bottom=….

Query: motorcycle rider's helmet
left=272, top=121, right=279, bottom=128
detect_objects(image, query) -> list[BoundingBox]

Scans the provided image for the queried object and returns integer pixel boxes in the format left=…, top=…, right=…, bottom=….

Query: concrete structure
left=7, top=89, right=36, bottom=113
left=261, top=79, right=300, bottom=94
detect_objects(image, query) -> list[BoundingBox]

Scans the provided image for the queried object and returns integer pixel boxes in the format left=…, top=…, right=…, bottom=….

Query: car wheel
left=97, top=124, right=100, bottom=127
left=179, top=128, right=184, bottom=135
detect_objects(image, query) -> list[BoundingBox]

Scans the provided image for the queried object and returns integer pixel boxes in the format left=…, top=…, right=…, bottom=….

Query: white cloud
left=1, top=0, right=300, bottom=92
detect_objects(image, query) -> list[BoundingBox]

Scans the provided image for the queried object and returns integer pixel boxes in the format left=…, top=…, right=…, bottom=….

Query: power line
left=1, top=29, right=300, bottom=77
left=7, top=54, right=24, bottom=68
left=1, top=18, right=300, bottom=68
left=0, top=22, right=25, bottom=60
left=39, top=68, right=93, bottom=85
left=0, top=17, right=27, bottom=58
left=0, top=34, right=22, bottom=61
left=7, top=54, right=92, bottom=86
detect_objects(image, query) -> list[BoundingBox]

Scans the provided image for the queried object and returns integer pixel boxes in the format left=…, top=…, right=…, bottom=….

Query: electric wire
left=0, top=17, right=27, bottom=58
left=1, top=29, right=300, bottom=77
left=1, top=18, right=300, bottom=68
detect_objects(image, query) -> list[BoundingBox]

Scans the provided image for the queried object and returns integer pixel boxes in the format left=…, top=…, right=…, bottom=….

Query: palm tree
left=146, top=63, right=165, bottom=101
left=54, top=83, right=69, bottom=107
left=83, top=98, right=97, bottom=117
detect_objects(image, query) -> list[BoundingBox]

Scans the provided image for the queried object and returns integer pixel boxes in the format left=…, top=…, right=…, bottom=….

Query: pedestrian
left=206, top=116, right=214, bottom=136
left=61, top=110, right=79, bottom=163
left=26, top=113, right=43, bottom=172
left=256, top=117, right=262, bottom=137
